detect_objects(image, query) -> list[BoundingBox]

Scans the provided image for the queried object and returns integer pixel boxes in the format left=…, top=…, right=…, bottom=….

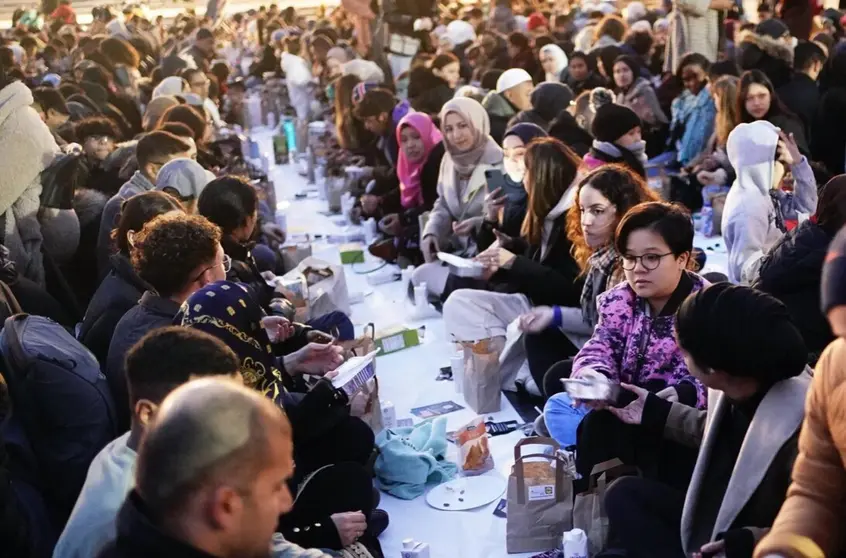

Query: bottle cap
left=402, top=538, right=415, bottom=549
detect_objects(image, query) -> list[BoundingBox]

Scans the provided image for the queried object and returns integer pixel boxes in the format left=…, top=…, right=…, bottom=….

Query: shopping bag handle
left=513, top=438, right=567, bottom=505
left=513, top=436, right=559, bottom=462
left=363, top=323, right=375, bottom=340
left=585, top=458, right=636, bottom=491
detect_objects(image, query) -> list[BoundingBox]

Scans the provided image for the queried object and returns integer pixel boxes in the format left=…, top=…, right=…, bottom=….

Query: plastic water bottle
left=283, top=118, right=297, bottom=154
left=451, top=353, right=464, bottom=394
left=701, top=201, right=714, bottom=237
left=381, top=401, right=397, bottom=430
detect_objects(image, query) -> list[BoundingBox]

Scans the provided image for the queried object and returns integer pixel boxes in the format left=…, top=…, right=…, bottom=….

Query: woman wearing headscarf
left=539, top=44, right=568, bottom=83
left=178, top=281, right=386, bottom=555
left=371, top=112, right=446, bottom=264
left=151, top=75, right=188, bottom=99
left=612, top=55, right=668, bottom=155
left=413, top=97, right=504, bottom=298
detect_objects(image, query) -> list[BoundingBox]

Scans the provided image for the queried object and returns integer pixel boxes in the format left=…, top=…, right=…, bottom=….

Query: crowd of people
left=0, top=0, right=845, bottom=557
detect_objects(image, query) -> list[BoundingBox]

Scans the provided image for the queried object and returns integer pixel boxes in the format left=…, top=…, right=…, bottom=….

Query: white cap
left=402, top=539, right=416, bottom=550
left=496, top=69, right=533, bottom=93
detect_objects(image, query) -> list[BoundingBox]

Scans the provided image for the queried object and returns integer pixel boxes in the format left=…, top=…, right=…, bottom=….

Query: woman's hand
left=420, top=235, right=440, bottom=263
left=483, top=187, right=508, bottom=223
left=607, top=383, right=650, bottom=425
left=360, top=194, right=380, bottom=215
left=518, top=306, right=555, bottom=333
left=331, top=511, right=368, bottom=547
left=260, top=316, right=295, bottom=343
left=777, top=130, right=801, bottom=167
left=476, top=240, right=517, bottom=270
left=284, top=343, right=344, bottom=375
left=379, top=213, right=401, bottom=236
left=452, top=216, right=482, bottom=236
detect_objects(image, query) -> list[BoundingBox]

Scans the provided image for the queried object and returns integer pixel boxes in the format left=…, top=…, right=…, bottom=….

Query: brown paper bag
left=506, top=437, right=573, bottom=554
left=460, top=338, right=503, bottom=414
left=572, top=458, right=628, bottom=555
left=341, top=325, right=383, bottom=433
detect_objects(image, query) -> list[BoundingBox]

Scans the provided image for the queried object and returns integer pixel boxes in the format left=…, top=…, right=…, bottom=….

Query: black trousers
left=605, top=476, right=686, bottom=558
left=524, top=329, right=577, bottom=396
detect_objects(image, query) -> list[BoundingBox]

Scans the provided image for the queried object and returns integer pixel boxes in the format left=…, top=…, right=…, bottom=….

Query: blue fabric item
left=307, top=310, right=355, bottom=341
left=374, top=417, right=458, bottom=499
left=670, top=87, right=716, bottom=166
left=543, top=392, right=590, bottom=447
left=251, top=243, right=277, bottom=273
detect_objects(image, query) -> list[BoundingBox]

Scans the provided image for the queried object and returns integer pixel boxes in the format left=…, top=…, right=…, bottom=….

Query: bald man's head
left=135, top=378, right=293, bottom=557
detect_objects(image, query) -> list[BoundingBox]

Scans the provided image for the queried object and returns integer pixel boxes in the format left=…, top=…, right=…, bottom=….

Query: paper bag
left=460, top=338, right=503, bottom=414
left=296, top=256, right=351, bottom=319
left=506, top=437, right=573, bottom=554
left=573, top=458, right=630, bottom=555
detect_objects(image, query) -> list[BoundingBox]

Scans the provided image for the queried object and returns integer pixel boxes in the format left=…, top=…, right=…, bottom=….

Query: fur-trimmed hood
left=737, top=30, right=794, bottom=66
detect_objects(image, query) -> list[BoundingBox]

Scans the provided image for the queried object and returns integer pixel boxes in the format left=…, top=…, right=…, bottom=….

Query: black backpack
left=0, top=314, right=117, bottom=527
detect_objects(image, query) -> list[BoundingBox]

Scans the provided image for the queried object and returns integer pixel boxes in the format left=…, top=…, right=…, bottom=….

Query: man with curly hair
left=105, top=212, right=226, bottom=432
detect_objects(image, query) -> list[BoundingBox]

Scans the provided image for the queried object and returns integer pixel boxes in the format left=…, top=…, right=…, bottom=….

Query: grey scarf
left=580, top=244, right=619, bottom=326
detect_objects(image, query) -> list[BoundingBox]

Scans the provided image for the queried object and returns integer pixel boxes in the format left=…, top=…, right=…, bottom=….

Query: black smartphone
left=484, top=169, right=507, bottom=194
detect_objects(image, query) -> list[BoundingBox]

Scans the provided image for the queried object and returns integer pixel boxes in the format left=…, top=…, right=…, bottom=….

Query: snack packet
left=457, top=417, right=494, bottom=476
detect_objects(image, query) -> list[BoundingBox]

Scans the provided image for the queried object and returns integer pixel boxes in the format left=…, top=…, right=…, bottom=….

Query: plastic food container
left=436, top=252, right=486, bottom=278
left=561, top=370, right=620, bottom=402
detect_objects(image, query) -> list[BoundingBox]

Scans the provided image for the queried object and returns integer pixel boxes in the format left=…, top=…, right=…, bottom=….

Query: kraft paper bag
left=460, top=337, right=503, bottom=414
left=573, top=458, right=629, bottom=555
left=506, top=437, right=573, bottom=554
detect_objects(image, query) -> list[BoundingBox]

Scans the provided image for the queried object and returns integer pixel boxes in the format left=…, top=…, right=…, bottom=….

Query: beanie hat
left=590, top=99, right=641, bottom=143
left=527, top=13, right=548, bottom=31
left=756, top=18, right=790, bottom=39
left=676, top=283, right=808, bottom=382
left=496, top=68, right=533, bottom=93
left=822, top=226, right=846, bottom=313
left=503, top=122, right=548, bottom=145
left=155, top=158, right=215, bottom=201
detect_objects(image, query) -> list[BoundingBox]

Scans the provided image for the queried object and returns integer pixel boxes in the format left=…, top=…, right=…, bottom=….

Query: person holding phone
left=412, top=97, right=503, bottom=298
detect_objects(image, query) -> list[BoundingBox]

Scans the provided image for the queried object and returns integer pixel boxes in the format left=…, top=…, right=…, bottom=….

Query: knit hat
left=590, top=89, right=641, bottom=142
left=527, top=12, right=548, bottom=31
left=503, top=122, right=548, bottom=145
left=155, top=158, right=215, bottom=201
left=496, top=68, right=533, bottom=93
left=822, top=226, right=846, bottom=313
left=676, top=283, right=808, bottom=382
left=756, top=18, right=790, bottom=39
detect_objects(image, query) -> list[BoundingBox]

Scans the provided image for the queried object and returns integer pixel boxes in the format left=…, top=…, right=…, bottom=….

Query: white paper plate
left=426, top=474, right=506, bottom=511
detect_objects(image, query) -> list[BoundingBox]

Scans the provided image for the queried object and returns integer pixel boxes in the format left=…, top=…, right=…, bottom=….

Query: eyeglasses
left=191, top=254, right=232, bottom=283
left=620, top=252, right=673, bottom=271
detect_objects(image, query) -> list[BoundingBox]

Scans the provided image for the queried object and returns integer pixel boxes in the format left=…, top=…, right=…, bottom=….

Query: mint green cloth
left=374, top=417, right=458, bottom=499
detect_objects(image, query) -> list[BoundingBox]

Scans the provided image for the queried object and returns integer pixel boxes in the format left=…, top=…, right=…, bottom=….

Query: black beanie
left=822, top=226, right=846, bottom=314
left=676, top=283, right=807, bottom=382
left=590, top=102, right=642, bottom=143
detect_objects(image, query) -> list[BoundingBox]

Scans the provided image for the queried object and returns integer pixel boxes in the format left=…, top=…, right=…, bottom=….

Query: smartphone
left=484, top=169, right=507, bottom=194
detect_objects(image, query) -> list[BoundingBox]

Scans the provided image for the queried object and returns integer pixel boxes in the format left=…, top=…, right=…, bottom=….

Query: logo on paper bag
left=527, top=484, right=555, bottom=501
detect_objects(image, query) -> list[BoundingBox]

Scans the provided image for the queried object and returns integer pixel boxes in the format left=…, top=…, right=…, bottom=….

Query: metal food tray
left=436, top=252, right=486, bottom=278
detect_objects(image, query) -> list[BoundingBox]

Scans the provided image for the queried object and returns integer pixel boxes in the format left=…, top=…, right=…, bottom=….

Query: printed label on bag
left=380, top=333, right=406, bottom=353
left=527, top=484, right=555, bottom=501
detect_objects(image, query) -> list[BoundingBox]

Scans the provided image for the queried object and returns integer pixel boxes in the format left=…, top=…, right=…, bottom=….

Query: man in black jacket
left=105, top=213, right=226, bottom=432
left=777, top=40, right=826, bottom=142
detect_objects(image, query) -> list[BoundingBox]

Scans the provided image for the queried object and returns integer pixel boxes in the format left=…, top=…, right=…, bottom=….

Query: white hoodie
left=722, top=120, right=817, bottom=285
left=280, top=52, right=313, bottom=121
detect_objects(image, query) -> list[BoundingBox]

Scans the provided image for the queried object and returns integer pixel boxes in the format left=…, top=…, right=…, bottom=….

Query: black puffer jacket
left=754, top=220, right=834, bottom=364
left=408, top=67, right=453, bottom=116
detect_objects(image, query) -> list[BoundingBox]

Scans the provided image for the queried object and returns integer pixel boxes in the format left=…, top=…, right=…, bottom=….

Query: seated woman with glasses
left=543, top=202, right=707, bottom=458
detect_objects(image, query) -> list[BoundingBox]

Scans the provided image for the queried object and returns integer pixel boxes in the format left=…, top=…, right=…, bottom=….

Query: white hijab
left=540, top=44, right=569, bottom=83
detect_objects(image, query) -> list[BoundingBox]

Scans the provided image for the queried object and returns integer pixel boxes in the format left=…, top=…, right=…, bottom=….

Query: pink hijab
left=396, top=112, right=442, bottom=209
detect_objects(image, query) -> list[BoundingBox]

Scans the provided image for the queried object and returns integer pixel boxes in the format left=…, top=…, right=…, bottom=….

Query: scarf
left=581, top=244, right=619, bottom=326
left=592, top=140, right=648, bottom=175
left=397, top=112, right=442, bottom=209
left=177, top=281, right=288, bottom=405
left=539, top=44, right=568, bottom=82
left=439, top=97, right=501, bottom=178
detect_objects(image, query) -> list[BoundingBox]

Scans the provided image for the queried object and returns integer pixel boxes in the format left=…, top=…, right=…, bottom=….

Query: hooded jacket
left=482, top=91, right=518, bottom=145
left=97, top=172, right=156, bottom=277
left=0, top=81, right=59, bottom=286
left=722, top=121, right=818, bottom=284
left=737, top=30, right=795, bottom=90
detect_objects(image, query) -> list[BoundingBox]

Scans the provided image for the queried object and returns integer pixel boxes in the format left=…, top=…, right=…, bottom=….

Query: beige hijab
left=439, top=97, right=503, bottom=177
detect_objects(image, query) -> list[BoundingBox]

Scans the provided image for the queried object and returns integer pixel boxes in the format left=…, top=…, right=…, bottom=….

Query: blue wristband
left=552, top=305, right=563, bottom=328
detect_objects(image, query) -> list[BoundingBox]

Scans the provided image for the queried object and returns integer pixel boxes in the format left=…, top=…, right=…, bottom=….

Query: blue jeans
left=543, top=392, right=590, bottom=447
left=307, top=310, right=355, bottom=341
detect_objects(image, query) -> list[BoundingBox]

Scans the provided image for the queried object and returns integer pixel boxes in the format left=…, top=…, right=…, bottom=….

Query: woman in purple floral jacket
left=544, top=202, right=707, bottom=470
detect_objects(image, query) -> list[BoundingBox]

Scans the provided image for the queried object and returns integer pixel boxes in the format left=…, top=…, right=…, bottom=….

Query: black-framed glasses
left=620, top=252, right=673, bottom=271
left=191, top=254, right=232, bottom=283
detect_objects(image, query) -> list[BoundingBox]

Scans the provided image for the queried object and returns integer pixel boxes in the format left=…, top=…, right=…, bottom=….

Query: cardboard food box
left=339, top=242, right=365, bottom=264
left=374, top=325, right=420, bottom=355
